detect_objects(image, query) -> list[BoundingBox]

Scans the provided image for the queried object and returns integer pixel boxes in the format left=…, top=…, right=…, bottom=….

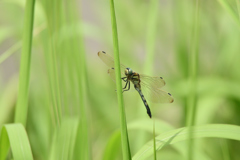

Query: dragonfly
left=98, top=51, right=174, bottom=118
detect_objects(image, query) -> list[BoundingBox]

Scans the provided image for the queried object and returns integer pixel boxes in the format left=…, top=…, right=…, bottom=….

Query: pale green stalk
left=14, top=0, right=35, bottom=126
left=186, top=0, right=200, bottom=160
left=153, top=119, right=156, bottom=160
left=41, top=0, right=63, bottom=126
left=144, top=1, right=159, bottom=158
left=144, top=0, right=159, bottom=74
left=109, top=0, right=131, bottom=159
left=70, top=2, right=91, bottom=159
left=236, top=0, right=240, bottom=20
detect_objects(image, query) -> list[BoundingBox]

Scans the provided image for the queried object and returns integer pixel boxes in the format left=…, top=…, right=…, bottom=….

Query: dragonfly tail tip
left=148, top=112, right=152, bottom=118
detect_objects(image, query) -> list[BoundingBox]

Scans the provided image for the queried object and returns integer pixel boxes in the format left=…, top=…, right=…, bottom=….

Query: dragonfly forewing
left=98, top=51, right=127, bottom=74
left=108, top=67, right=126, bottom=82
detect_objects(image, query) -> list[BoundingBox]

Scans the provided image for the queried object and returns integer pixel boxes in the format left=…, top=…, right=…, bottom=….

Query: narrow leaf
left=0, top=123, right=33, bottom=160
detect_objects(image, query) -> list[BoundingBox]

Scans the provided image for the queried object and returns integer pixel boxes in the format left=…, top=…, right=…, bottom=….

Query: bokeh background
left=1, top=0, right=240, bottom=159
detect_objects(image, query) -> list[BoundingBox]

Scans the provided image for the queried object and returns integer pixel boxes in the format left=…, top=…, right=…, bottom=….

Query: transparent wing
left=108, top=67, right=125, bottom=82
left=140, top=74, right=166, bottom=89
left=98, top=51, right=127, bottom=75
left=141, top=79, right=174, bottom=103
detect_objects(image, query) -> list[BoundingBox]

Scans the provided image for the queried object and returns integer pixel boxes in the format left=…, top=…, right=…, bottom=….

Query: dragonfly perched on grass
left=98, top=51, right=174, bottom=118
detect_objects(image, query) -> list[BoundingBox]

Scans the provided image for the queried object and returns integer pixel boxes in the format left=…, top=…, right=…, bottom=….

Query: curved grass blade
left=102, top=130, right=121, bottom=160
left=133, top=124, right=240, bottom=160
left=0, top=123, right=33, bottom=160
left=127, top=119, right=174, bottom=134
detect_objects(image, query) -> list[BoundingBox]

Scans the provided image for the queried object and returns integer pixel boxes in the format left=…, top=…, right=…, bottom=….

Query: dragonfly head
left=125, top=68, right=133, bottom=76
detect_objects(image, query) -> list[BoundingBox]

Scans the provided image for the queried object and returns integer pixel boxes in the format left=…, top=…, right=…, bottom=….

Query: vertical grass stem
left=109, top=0, right=131, bottom=159
left=14, top=0, right=35, bottom=126
left=186, top=0, right=200, bottom=160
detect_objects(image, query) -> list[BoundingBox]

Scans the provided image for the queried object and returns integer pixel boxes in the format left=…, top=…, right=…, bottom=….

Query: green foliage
left=1, top=0, right=240, bottom=160
left=133, top=124, right=240, bottom=160
left=0, top=124, right=33, bottom=160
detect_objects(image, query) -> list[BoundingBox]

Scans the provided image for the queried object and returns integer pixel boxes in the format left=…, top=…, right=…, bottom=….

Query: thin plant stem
left=186, top=0, right=200, bottom=160
left=109, top=0, right=131, bottom=159
left=153, top=118, right=156, bottom=160
left=14, top=0, right=35, bottom=126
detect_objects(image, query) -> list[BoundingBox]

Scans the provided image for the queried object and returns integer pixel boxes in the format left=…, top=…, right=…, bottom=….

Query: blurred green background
left=1, top=0, right=240, bottom=159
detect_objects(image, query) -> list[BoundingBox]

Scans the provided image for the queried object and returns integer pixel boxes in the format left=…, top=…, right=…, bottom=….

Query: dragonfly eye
left=125, top=68, right=133, bottom=75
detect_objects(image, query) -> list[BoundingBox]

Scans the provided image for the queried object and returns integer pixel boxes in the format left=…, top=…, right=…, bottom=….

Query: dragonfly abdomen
left=135, top=87, right=152, bottom=118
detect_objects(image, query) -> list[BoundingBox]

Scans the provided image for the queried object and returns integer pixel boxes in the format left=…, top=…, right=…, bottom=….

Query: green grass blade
left=102, top=131, right=121, bottom=160
left=218, top=0, right=240, bottom=28
left=144, top=1, right=159, bottom=157
left=0, top=123, right=33, bottom=160
left=236, top=0, right=240, bottom=20
left=49, top=117, right=79, bottom=160
left=220, top=140, right=231, bottom=160
left=0, top=24, right=45, bottom=65
left=40, top=0, right=63, bottom=126
left=64, top=1, right=91, bottom=159
left=133, top=124, right=240, bottom=160
left=186, top=0, right=200, bottom=159
left=14, top=0, right=35, bottom=126
left=127, top=119, right=174, bottom=133
left=109, top=0, right=131, bottom=159
left=0, top=77, right=18, bottom=127
left=0, top=42, right=21, bottom=65
left=145, top=1, right=159, bottom=157
left=152, top=119, right=156, bottom=160
left=144, top=0, right=159, bottom=74
left=40, top=0, right=91, bottom=159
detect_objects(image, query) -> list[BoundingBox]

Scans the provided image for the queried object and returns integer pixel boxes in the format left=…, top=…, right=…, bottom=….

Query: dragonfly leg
left=123, top=81, right=131, bottom=93
left=115, top=80, right=128, bottom=92
left=122, top=81, right=129, bottom=89
left=121, top=77, right=127, bottom=82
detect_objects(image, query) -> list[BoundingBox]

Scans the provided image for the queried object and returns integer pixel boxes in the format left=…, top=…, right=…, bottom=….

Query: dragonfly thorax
left=125, top=68, right=133, bottom=76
